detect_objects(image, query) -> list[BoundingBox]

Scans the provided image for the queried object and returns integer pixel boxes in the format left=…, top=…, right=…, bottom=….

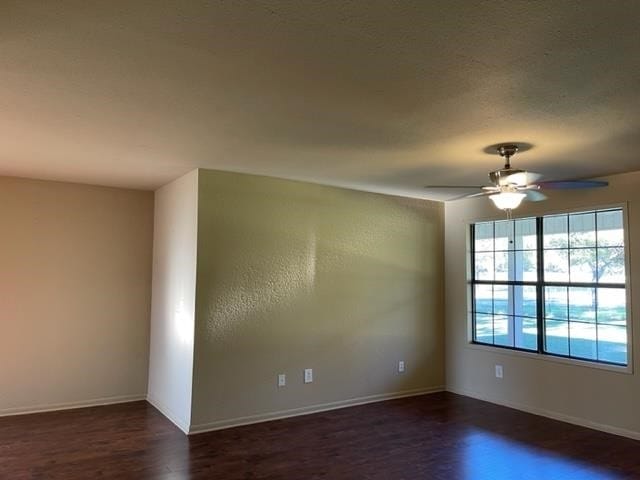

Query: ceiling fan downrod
left=497, top=144, right=518, bottom=169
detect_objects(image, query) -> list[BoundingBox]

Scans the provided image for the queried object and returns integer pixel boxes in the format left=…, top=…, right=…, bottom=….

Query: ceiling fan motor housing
left=489, top=168, right=529, bottom=186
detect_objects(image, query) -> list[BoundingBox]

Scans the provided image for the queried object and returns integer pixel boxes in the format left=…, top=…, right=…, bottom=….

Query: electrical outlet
left=304, top=368, right=313, bottom=384
left=495, top=365, right=503, bottom=379
left=398, top=361, right=405, bottom=373
left=278, top=374, right=286, bottom=387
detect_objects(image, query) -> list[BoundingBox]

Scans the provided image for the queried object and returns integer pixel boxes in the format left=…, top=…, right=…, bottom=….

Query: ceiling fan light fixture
left=489, top=191, right=526, bottom=210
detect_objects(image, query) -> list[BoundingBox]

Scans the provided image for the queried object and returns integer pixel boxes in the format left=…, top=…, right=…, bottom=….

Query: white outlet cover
left=278, top=374, right=286, bottom=387
left=398, top=361, right=405, bottom=373
left=495, top=365, right=503, bottom=378
left=304, top=368, right=313, bottom=383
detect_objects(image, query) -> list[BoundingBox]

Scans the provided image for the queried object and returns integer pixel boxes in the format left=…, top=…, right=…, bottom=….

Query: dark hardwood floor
left=1, top=392, right=639, bottom=479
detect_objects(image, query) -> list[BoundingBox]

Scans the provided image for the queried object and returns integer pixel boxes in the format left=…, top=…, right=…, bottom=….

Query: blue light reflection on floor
left=462, top=430, right=624, bottom=480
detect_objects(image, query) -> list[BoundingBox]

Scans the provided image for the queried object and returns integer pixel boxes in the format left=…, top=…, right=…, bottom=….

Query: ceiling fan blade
left=525, top=172, right=543, bottom=184
left=466, top=191, right=495, bottom=198
left=538, top=180, right=608, bottom=190
left=500, top=171, right=528, bottom=186
left=424, top=185, right=485, bottom=189
left=491, top=169, right=543, bottom=187
left=525, top=189, right=547, bottom=202
left=506, top=171, right=544, bottom=186
left=448, top=191, right=494, bottom=201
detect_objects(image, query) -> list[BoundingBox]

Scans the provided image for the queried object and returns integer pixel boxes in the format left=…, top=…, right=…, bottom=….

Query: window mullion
left=470, top=224, right=476, bottom=343
left=536, top=217, right=545, bottom=354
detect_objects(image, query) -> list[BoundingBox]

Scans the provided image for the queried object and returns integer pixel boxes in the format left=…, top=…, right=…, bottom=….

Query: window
left=470, top=208, right=629, bottom=366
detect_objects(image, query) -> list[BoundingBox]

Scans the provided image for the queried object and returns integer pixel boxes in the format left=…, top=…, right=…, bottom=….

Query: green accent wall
left=191, top=169, right=444, bottom=427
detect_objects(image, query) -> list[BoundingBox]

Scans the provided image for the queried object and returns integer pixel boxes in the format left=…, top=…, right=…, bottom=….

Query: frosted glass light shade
left=489, top=192, right=526, bottom=210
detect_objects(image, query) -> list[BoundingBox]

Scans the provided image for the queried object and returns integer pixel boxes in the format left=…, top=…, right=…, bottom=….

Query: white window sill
left=466, top=341, right=633, bottom=375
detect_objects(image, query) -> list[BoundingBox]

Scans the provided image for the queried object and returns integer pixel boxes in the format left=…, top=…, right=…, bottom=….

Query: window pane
left=597, top=288, right=626, bottom=326
left=515, top=250, right=537, bottom=281
left=494, top=221, right=513, bottom=251
left=544, top=249, right=568, bottom=282
left=474, top=284, right=493, bottom=314
left=569, top=248, right=597, bottom=283
left=568, top=287, right=596, bottom=322
left=475, top=222, right=494, bottom=252
left=597, top=210, right=623, bottom=247
left=569, top=322, right=597, bottom=360
left=515, top=218, right=536, bottom=250
left=569, top=212, right=596, bottom=248
left=515, top=316, right=537, bottom=351
left=514, top=285, right=537, bottom=318
left=493, top=315, right=512, bottom=347
left=545, top=319, right=569, bottom=355
left=544, top=215, right=568, bottom=249
left=597, top=324, right=627, bottom=364
left=493, top=285, right=509, bottom=315
left=475, top=252, right=494, bottom=280
left=545, top=286, right=568, bottom=320
left=474, top=313, right=493, bottom=344
left=597, top=247, right=625, bottom=284
left=494, top=251, right=513, bottom=281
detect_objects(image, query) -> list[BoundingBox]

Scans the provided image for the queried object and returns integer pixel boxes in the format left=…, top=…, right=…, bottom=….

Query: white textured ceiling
left=2, top=1, right=640, bottom=198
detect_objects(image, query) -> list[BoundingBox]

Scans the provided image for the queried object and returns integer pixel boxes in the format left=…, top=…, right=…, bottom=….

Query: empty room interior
left=2, top=1, right=640, bottom=479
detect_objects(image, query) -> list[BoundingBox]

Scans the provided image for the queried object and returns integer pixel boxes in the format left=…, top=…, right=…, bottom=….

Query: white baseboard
left=146, top=394, right=190, bottom=434
left=0, top=393, right=146, bottom=418
left=188, top=385, right=444, bottom=435
left=446, top=386, right=640, bottom=441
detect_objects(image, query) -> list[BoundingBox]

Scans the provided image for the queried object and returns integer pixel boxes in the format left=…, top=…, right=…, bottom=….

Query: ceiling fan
left=425, top=144, right=608, bottom=211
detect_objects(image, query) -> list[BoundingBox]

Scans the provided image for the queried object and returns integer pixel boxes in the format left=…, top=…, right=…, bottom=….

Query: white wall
left=147, top=170, right=198, bottom=432
left=445, top=170, right=640, bottom=439
left=0, top=176, right=153, bottom=415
